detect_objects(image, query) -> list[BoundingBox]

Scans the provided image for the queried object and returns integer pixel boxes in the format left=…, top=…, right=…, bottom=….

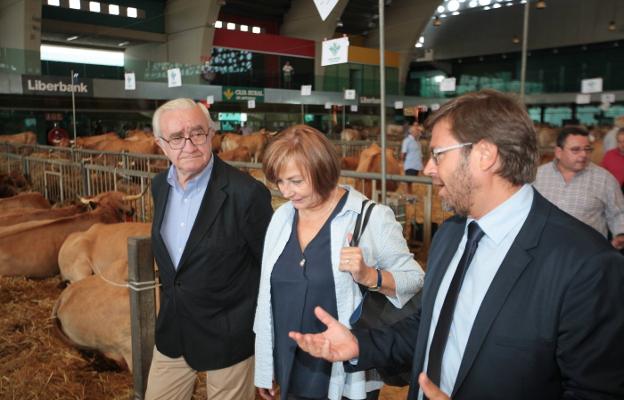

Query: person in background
left=533, top=126, right=624, bottom=250
left=601, top=128, right=624, bottom=192
left=282, top=61, right=294, bottom=89
left=603, top=115, right=624, bottom=152
left=402, top=122, right=424, bottom=176
left=145, top=98, right=273, bottom=400
left=254, top=124, right=424, bottom=400
left=287, top=90, right=624, bottom=400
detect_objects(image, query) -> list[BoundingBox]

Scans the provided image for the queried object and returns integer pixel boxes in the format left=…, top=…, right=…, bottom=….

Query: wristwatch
left=368, top=268, right=382, bottom=292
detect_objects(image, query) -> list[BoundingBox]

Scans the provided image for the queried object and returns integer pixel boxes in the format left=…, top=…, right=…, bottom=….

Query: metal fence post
left=128, top=236, right=156, bottom=400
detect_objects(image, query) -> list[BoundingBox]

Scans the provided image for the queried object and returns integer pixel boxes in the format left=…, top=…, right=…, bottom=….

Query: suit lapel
left=153, top=175, right=176, bottom=273
left=451, top=190, right=548, bottom=397
left=177, top=156, right=227, bottom=271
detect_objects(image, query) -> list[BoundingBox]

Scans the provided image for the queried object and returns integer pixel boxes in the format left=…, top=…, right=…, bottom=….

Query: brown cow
left=212, top=133, right=224, bottom=153
left=220, top=130, right=274, bottom=162
left=92, top=137, right=160, bottom=154
left=0, top=190, right=144, bottom=278
left=0, top=131, right=37, bottom=145
left=340, top=128, right=361, bottom=141
left=0, top=204, right=86, bottom=228
left=353, top=143, right=402, bottom=197
left=59, top=222, right=151, bottom=283
left=218, top=146, right=252, bottom=162
left=73, top=132, right=119, bottom=148
left=0, top=192, right=50, bottom=213
left=340, top=155, right=360, bottom=171
left=53, top=259, right=133, bottom=370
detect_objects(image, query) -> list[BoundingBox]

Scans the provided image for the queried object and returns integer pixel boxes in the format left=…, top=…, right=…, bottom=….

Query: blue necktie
left=426, top=221, right=485, bottom=390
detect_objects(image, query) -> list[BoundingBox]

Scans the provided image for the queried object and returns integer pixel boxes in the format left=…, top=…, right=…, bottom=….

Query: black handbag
left=348, top=199, right=422, bottom=387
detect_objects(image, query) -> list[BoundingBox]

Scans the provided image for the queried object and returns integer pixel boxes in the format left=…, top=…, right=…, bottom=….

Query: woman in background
left=254, top=125, right=424, bottom=400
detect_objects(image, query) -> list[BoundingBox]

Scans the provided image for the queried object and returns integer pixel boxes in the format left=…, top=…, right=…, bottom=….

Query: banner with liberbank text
left=22, top=75, right=93, bottom=96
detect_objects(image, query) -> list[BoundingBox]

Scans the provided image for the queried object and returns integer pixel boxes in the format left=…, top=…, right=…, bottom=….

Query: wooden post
left=128, top=236, right=156, bottom=400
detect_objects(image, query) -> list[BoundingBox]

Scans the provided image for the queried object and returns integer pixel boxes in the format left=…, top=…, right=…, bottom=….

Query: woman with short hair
left=254, top=124, right=424, bottom=400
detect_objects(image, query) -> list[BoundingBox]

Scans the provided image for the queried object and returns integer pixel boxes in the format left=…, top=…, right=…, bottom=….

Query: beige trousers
left=145, top=346, right=255, bottom=400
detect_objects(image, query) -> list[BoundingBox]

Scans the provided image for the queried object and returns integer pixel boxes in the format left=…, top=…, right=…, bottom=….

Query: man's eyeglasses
left=565, top=146, right=594, bottom=155
left=160, top=129, right=210, bottom=150
left=430, top=142, right=473, bottom=165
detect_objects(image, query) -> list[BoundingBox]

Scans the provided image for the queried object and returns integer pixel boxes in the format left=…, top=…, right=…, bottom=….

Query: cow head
left=78, top=187, right=147, bottom=220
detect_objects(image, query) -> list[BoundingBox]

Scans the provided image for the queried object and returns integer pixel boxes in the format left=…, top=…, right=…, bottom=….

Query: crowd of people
left=144, top=91, right=624, bottom=400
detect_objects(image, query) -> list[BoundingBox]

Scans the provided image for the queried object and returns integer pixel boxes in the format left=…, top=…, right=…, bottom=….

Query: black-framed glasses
left=160, top=129, right=210, bottom=150
left=430, top=142, right=473, bottom=165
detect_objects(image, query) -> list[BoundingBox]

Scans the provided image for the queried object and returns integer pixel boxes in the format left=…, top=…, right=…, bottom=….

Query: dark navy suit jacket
left=351, top=189, right=624, bottom=399
left=151, top=155, right=272, bottom=370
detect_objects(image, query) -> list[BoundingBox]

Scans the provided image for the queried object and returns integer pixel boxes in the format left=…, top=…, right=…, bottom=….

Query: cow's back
left=54, top=259, right=132, bottom=370
left=0, top=192, right=50, bottom=213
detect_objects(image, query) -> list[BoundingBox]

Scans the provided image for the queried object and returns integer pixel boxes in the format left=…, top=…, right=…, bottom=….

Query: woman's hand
left=339, top=236, right=376, bottom=286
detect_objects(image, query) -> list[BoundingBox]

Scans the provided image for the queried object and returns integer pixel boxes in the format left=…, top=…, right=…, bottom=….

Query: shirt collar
left=469, top=184, right=533, bottom=245
left=166, top=155, right=214, bottom=194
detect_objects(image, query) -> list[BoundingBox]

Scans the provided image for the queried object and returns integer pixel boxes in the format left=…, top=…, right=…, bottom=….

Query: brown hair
left=424, top=89, right=538, bottom=185
left=262, top=124, right=340, bottom=200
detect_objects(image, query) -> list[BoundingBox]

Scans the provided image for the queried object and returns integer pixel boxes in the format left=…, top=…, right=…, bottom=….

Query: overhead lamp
left=609, top=20, right=617, bottom=32
left=336, top=20, right=343, bottom=27
left=67, top=35, right=79, bottom=41
left=512, top=35, right=520, bottom=44
left=118, top=41, right=130, bottom=47
left=433, top=16, right=441, bottom=27
left=535, top=0, right=546, bottom=9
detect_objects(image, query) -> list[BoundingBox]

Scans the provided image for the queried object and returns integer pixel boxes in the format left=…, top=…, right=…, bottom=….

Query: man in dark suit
left=145, top=98, right=272, bottom=400
left=290, top=90, right=624, bottom=400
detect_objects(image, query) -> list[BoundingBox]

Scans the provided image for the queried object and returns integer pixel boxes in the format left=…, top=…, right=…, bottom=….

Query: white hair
left=152, top=98, right=215, bottom=138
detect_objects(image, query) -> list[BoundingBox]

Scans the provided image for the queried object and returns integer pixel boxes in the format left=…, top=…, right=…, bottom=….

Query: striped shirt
left=533, top=161, right=624, bottom=237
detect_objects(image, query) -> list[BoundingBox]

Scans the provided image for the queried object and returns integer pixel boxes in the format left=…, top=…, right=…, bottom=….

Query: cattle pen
left=0, top=141, right=436, bottom=399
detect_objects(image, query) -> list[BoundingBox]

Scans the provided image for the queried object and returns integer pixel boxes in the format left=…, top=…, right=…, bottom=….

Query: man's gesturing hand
left=419, top=373, right=451, bottom=400
left=288, top=306, right=359, bottom=362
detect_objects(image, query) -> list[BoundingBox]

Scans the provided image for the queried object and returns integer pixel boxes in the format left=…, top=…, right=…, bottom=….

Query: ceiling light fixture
left=512, top=35, right=520, bottom=44
left=609, top=20, right=617, bottom=31
left=535, top=0, right=546, bottom=9
left=118, top=41, right=129, bottom=46
left=67, top=35, right=79, bottom=41
left=433, top=16, right=441, bottom=27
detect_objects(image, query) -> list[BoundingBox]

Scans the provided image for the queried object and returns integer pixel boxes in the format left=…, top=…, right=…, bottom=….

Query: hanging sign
left=344, top=89, right=356, bottom=100
left=394, top=101, right=404, bottom=110
left=439, top=77, right=456, bottom=92
left=301, top=85, right=312, bottom=96
left=167, top=68, right=182, bottom=87
left=247, top=99, right=256, bottom=109
left=601, top=93, right=615, bottom=103
left=581, top=77, right=602, bottom=94
left=322, top=37, right=349, bottom=66
left=124, top=72, right=136, bottom=90
left=350, top=105, right=358, bottom=112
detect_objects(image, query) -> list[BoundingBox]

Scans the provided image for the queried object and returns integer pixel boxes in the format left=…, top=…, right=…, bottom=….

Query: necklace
left=299, top=188, right=341, bottom=268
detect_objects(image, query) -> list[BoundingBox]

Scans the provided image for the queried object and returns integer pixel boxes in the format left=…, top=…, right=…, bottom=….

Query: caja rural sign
left=222, top=86, right=264, bottom=102
left=22, top=75, right=93, bottom=96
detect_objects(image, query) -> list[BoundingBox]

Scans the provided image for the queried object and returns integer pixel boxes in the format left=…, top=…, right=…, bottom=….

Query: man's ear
left=554, top=146, right=563, bottom=160
left=476, top=140, right=498, bottom=171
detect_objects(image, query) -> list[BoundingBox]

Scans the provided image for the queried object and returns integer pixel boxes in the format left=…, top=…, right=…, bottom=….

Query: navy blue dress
left=271, top=193, right=348, bottom=400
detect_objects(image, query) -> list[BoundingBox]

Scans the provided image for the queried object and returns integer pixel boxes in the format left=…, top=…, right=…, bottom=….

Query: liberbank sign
left=22, top=75, right=93, bottom=96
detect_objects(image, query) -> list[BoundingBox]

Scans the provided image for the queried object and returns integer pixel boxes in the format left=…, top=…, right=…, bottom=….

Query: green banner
left=222, top=86, right=264, bottom=102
